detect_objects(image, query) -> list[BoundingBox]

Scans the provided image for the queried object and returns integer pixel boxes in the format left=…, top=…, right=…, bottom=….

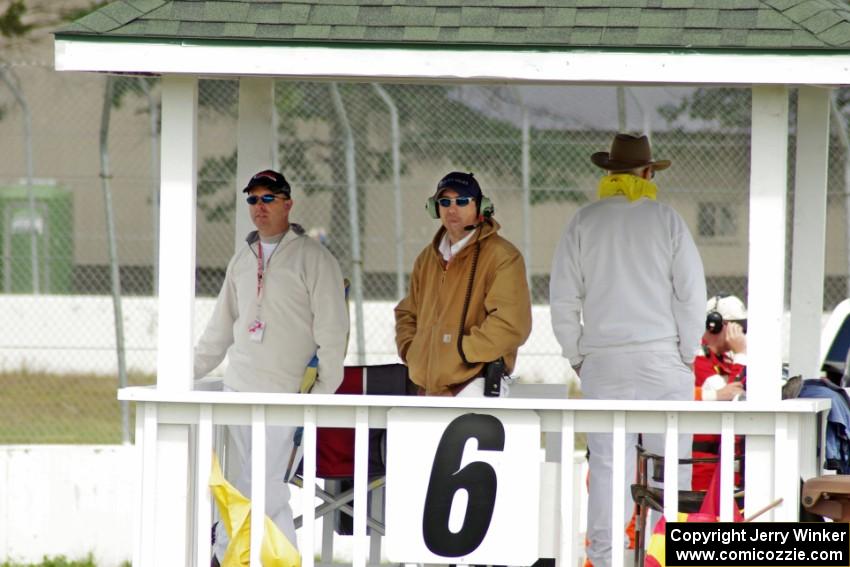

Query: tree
left=195, top=82, right=595, bottom=271
left=659, top=88, right=752, bottom=130
left=0, top=1, right=31, bottom=38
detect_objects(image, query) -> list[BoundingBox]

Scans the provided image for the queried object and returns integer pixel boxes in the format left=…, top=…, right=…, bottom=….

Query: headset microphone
left=426, top=171, right=495, bottom=222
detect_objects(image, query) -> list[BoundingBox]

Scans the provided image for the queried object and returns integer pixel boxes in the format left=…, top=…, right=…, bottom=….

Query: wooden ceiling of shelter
left=55, top=0, right=850, bottom=51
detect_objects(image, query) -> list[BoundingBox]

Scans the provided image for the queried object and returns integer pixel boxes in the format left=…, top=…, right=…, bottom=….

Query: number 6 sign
left=385, top=408, right=541, bottom=565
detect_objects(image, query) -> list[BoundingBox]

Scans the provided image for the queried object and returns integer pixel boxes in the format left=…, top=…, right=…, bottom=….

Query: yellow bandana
left=597, top=174, right=657, bottom=202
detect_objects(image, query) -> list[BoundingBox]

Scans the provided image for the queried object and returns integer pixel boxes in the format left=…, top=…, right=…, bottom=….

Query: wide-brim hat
left=591, top=133, right=671, bottom=172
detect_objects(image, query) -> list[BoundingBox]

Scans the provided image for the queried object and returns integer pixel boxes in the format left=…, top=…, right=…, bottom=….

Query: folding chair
left=802, top=475, right=850, bottom=521
left=630, top=445, right=743, bottom=567
left=291, top=363, right=413, bottom=564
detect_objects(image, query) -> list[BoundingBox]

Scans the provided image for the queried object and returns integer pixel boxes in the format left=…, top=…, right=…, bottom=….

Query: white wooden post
left=250, top=406, right=267, bottom=567
left=774, top=413, right=802, bottom=522
left=195, top=405, right=214, bottom=567
left=151, top=425, right=191, bottom=566
left=790, top=86, right=831, bottom=379
left=132, top=405, right=145, bottom=567
left=156, top=75, right=198, bottom=391
left=301, top=407, right=317, bottom=567
left=746, top=85, right=788, bottom=520
left=747, top=86, right=788, bottom=402
left=662, top=413, right=680, bottom=522
left=235, top=77, right=276, bottom=250
left=353, top=406, right=370, bottom=567
left=150, top=75, right=197, bottom=565
left=139, top=404, right=159, bottom=566
left=719, top=413, right=735, bottom=522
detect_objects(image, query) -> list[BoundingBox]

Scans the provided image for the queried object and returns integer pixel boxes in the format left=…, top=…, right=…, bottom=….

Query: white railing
left=119, top=385, right=830, bottom=567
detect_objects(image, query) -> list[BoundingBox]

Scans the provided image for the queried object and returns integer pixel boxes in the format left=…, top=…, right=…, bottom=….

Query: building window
left=698, top=202, right=736, bottom=238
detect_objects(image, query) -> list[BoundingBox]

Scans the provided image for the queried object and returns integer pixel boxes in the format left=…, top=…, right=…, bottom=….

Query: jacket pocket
left=404, top=332, right=427, bottom=381
left=436, top=327, right=475, bottom=388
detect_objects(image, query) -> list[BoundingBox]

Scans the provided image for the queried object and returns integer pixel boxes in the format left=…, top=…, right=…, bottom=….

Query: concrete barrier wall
left=0, top=445, right=136, bottom=567
left=0, top=295, right=575, bottom=384
left=0, top=444, right=589, bottom=567
left=0, top=294, right=821, bottom=385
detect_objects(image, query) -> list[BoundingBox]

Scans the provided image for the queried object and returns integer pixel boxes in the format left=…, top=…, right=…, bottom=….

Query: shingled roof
left=55, top=0, right=850, bottom=51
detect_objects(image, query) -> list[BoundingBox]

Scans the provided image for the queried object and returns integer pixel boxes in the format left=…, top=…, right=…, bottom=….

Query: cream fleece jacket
left=194, top=225, right=349, bottom=394
left=550, top=196, right=706, bottom=367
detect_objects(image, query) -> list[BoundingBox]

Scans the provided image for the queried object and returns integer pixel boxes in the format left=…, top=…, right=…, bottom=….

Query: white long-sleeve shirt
left=194, top=225, right=349, bottom=394
left=550, top=196, right=706, bottom=366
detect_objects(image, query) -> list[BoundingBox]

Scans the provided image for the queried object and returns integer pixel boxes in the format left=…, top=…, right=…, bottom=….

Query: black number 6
left=422, top=413, right=505, bottom=556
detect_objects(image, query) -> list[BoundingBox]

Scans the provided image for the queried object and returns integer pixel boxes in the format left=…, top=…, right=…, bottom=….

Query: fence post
left=99, top=76, right=130, bottom=444
left=330, top=83, right=366, bottom=364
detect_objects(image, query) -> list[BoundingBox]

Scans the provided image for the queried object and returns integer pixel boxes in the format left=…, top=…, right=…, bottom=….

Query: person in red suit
left=692, top=294, right=747, bottom=491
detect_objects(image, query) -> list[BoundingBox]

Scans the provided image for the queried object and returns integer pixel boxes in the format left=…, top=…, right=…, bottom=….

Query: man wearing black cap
left=395, top=171, right=532, bottom=397
left=194, top=169, right=349, bottom=564
left=549, top=134, right=706, bottom=567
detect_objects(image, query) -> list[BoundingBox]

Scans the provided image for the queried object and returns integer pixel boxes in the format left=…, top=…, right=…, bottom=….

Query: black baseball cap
left=435, top=171, right=482, bottom=201
left=243, top=169, right=291, bottom=197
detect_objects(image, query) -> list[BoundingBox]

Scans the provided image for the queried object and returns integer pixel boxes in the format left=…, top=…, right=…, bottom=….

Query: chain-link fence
left=2, top=55, right=850, bottom=442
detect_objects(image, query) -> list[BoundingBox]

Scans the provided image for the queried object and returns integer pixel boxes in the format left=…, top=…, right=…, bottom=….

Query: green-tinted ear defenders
left=426, top=195, right=494, bottom=219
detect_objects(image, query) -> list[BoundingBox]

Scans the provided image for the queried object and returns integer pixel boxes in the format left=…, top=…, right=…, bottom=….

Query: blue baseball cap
left=435, top=171, right=482, bottom=201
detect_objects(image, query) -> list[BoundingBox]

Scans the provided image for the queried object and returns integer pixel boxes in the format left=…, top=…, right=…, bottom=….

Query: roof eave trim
left=54, top=37, right=850, bottom=87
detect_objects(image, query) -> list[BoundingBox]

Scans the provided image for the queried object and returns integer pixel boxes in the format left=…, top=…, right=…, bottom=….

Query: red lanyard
left=256, top=242, right=265, bottom=301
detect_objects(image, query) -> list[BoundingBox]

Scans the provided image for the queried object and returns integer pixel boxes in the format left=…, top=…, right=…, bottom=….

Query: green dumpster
left=0, top=184, right=73, bottom=293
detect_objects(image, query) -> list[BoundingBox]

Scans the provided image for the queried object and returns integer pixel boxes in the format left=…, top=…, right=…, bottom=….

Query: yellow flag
left=209, top=454, right=301, bottom=567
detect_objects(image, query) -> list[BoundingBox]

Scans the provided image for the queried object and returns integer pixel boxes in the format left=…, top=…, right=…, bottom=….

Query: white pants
left=581, top=351, right=692, bottom=567
left=213, top=421, right=298, bottom=561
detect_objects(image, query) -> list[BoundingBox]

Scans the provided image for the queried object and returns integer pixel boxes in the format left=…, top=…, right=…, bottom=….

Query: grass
left=0, top=369, right=584, bottom=448
left=0, top=555, right=130, bottom=567
left=0, top=370, right=154, bottom=444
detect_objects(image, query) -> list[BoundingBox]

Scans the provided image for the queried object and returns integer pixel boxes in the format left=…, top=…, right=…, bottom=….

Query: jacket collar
left=245, top=223, right=305, bottom=247
left=429, top=218, right=500, bottom=261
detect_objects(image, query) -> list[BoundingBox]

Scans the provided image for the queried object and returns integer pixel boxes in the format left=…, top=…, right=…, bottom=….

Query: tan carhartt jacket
left=395, top=219, right=532, bottom=395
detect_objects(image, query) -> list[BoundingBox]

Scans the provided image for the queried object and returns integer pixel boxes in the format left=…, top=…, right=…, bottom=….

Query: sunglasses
left=246, top=194, right=288, bottom=205
left=437, top=197, right=473, bottom=208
